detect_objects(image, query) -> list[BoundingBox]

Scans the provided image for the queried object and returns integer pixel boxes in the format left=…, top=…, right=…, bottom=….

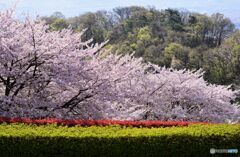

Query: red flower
left=0, top=117, right=211, bottom=127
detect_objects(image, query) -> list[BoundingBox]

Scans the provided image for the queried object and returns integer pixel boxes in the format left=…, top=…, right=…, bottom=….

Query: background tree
left=41, top=12, right=68, bottom=31
left=162, top=43, right=189, bottom=69
left=68, top=11, right=112, bottom=43
left=203, top=31, right=240, bottom=86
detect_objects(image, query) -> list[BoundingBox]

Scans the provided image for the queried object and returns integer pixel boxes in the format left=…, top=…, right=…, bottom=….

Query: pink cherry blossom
left=0, top=8, right=239, bottom=123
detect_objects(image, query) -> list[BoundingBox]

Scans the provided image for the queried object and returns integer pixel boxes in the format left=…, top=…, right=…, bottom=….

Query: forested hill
left=41, top=6, right=240, bottom=88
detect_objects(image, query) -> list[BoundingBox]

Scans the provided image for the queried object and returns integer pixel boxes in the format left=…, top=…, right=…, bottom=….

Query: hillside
left=42, top=6, right=240, bottom=88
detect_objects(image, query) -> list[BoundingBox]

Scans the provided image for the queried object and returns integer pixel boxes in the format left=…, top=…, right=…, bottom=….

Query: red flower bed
left=0, top=117, right=209, bottom=127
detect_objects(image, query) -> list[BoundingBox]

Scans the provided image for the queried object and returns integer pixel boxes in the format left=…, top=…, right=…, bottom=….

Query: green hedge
left=0, top=123, right=239, bottom=157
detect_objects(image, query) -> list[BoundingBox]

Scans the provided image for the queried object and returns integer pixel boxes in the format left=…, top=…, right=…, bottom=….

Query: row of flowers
left=0, top=117, right=210, bottom=127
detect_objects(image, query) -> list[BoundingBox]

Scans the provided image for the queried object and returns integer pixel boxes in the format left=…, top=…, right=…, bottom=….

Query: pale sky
left=0, top=0, right=239, bottom=25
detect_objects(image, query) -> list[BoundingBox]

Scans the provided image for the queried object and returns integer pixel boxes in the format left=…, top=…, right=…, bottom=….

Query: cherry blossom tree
left=115, top=66, right=240, bottom=122
left=0, top=9, right=111, bottom=119
left=0, top=8, right=239, bottom=123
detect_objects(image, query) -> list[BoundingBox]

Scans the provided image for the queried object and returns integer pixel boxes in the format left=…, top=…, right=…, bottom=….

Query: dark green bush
left=0, top=123, right=239, bottom=157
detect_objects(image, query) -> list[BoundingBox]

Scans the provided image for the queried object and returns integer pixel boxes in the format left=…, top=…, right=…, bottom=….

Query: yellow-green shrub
left=0, top=123, right=239, bottom=157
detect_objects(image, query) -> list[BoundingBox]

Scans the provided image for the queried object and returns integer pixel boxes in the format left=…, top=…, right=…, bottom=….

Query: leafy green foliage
left=162, top=43, right=190, bottom=68
left=50, top=18, right=68, bottom=31
left=203, top=31, right=240, bottom=86
left=0, top=123, right=239, bottom=157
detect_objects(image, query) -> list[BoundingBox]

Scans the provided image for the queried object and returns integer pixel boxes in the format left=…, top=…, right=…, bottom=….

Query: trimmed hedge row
left=0, top=123, right=239, bottom=157
left=0, top=117, right=208, bottom=127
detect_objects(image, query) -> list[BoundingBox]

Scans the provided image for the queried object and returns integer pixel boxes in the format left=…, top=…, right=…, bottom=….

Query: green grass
left=0, top=123, right=239, bottom=157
